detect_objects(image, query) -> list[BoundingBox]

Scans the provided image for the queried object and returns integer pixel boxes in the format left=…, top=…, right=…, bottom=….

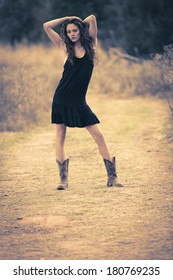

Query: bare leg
left=86, top=124, right=112, bottom=161
left=86, top=124, right=123, bottom=187
left=55, top=124, right=67, bottom=163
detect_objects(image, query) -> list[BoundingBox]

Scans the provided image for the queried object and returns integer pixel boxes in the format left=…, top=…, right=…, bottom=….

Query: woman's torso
left=53, top=53, right=94, bottom=106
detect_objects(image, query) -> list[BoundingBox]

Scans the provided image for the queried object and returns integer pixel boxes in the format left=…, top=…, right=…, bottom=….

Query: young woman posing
left=43, top=15, right=123, bottom=190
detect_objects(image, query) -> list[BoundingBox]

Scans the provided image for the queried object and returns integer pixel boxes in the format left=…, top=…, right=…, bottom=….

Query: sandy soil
left=0, top=95, right=173, bottom=260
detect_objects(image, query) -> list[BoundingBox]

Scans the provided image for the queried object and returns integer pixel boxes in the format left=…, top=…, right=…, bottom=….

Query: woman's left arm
left=83, top=15, right=97, bottom=46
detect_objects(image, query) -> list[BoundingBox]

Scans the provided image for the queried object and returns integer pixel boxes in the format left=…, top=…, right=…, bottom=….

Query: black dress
left=51, top=53, right=100, bottom=127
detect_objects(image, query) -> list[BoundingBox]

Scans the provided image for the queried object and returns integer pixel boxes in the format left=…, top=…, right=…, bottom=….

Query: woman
left=43, top=15, right=123, bottom=190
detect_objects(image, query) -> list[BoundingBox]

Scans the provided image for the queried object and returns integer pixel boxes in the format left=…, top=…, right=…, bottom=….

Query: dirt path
left=0, top=96, right=173, bottom=260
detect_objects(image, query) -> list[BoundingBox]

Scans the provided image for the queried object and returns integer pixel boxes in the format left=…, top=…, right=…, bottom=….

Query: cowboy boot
left=56, top=158, right=69, bottom=190
left=103, top=157, right=123, bottom=187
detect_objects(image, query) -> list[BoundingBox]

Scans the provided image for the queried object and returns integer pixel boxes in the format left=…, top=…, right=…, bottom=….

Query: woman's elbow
left=90, top=14, right=96, bottom=21
left=43, top=22, right=48, bottom=30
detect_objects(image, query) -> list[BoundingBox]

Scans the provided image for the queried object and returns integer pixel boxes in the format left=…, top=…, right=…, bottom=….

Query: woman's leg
left=86, top=124, right=123, bottom=187
left=55, top=124, right=67, bottom=163
left=85, top=124, right=111, bottom=161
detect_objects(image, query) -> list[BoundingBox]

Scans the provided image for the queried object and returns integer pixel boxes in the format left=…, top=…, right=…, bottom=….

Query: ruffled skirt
left=51, top=102, right=100, bottom=127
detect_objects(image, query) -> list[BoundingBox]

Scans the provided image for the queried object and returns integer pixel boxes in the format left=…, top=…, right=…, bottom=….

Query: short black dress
left=51, top=53, right=100, bottom=127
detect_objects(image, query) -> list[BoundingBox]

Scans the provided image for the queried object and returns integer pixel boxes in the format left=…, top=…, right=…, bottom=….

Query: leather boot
left=103, top=157, right=123, bottom=187
left=56, top=159, right=69, bottom=190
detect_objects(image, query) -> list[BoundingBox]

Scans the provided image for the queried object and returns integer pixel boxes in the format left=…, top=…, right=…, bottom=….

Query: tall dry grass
left=91, top=47, right=162, bottom=97
left=0, top=43, right=166, bottom=131
left=0, top=44, right=63, bottom=131
left=152, top=44, right=173, bottom=115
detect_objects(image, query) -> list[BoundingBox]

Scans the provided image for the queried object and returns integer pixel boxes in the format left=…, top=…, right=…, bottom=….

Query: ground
left=0, top=95, right=173, bottom=260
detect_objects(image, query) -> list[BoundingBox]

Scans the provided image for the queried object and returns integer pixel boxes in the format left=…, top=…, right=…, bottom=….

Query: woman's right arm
left=43, top=17, right=68, bottom=48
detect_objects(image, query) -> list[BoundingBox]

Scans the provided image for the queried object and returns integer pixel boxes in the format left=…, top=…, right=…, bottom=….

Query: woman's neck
left=74, top=41, right=83, bottom=49
left=74, top=44, right=85, bottom=58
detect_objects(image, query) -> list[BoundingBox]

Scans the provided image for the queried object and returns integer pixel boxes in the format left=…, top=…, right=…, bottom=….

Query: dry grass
left=0, top=43, right=163, bottom=131
left=91, top=47, right=162, bottom=97
left=0, top=44, right=63, bottom=131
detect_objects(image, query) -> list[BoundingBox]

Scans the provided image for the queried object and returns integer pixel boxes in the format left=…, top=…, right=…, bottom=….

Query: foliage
left=152, top=44, right=173, bottom=116
left=0, top=0, right=173, bottom=55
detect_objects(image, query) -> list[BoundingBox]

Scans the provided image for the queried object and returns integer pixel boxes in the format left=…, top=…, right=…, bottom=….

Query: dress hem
left=51, top=102, right=100, bottom=128
left=51, top=120, right=100, bottom=128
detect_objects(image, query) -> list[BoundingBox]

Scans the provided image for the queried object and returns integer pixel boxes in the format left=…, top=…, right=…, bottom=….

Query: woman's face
left=66, top=23, right=80, bottom=43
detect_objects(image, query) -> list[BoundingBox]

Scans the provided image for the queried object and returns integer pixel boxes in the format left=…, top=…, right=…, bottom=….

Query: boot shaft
left=56, top=159, right=69, bottom=182
left=103, top=157, right=117, bottom=177
left=103, top=157, right=123, bottom=187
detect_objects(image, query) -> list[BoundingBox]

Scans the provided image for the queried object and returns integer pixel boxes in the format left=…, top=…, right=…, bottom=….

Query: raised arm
left=83, top=15, right=97, bottom=46
left=43, top=17, right=67, bottom=48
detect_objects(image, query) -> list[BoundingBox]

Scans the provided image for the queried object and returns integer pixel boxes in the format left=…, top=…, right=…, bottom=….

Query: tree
left=0, top=0, right=173, bottom=55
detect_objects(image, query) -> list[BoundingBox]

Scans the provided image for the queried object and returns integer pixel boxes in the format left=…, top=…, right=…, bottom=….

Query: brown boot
left=103, top=157, right=123, bottom=187
left=56, top=159, right=69, bottom=190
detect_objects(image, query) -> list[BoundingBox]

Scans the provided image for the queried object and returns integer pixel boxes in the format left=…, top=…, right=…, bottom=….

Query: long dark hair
left=60, top=19, right=96, bottom=65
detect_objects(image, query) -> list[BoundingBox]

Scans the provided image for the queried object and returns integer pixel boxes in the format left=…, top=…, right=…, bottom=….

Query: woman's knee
left=86, top=125, right=105, bottom=144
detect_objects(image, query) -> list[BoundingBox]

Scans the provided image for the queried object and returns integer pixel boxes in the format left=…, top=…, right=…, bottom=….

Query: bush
left=152, top=44, right=173, bottom=116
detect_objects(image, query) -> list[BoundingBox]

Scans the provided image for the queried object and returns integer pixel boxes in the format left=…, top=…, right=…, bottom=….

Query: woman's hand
left=66, top=16, right=82, bottom=21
